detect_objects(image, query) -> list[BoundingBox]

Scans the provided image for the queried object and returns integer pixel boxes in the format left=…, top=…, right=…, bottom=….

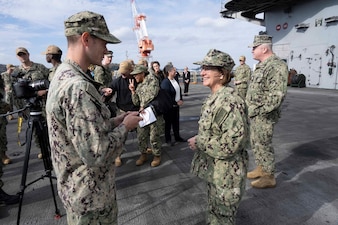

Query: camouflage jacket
left=234, top=64, right=251, bottom=89
left=46, top=59, right=128, bottom=215
left=1, top=71, right=13, bottom=92
left=131, top=73, right=159, bottom=109
left=18, top=62, right=49, bottom=81
left=93, top=65, right=112, bottom=90
left=191, top=86, right=249, bottom=185
left=48, top=63, right=61, bottom=81
left=246, top=54, right=288, bottom=119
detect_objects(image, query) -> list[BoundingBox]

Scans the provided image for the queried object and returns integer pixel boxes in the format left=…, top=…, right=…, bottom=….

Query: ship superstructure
left=221, top=0, right=338, bottom=89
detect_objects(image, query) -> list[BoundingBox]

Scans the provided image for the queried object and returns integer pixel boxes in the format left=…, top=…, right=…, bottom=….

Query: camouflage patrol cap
left=105, top=50, right=113, bottom=57
left=6, top=64, right=15, bottom=70
left=42, top=45, right=62, bottom=55
left=64, top=11, right=121, bottom=44
left=194, top=49, right=235, bottom=71
left=249, top=35, right=272, bottom=47
left=16, top=47, right=29, bottom=55
left=130, top=64, right=149, bottom=75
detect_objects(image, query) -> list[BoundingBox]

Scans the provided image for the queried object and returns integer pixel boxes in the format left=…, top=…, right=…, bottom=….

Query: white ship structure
left=221, top=0, right=338, bottom=89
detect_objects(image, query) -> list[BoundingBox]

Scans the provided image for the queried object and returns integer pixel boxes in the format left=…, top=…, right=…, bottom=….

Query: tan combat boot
left=151, top=156, right=161, bottom=167
left=1, top=153, right=12, bottom=165
left=247, top=165, right=266, bottom=179
left=136, top=153, right=147, bottom=166
left=115, top=156, right=122, bottom=167
left=251, top=174, right=276, bottom=189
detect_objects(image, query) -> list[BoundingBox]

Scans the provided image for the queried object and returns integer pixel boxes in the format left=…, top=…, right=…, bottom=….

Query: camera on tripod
left=13, top=78, right=49, bottom=99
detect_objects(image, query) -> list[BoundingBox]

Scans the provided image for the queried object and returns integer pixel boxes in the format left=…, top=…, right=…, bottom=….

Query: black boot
left=0, top=188, right=20, bottom=205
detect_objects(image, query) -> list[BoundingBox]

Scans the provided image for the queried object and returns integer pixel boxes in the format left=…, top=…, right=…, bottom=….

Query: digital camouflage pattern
left=14, top=62, right=49, bottom=111
left=66, top=204, right=116, bottom=225
left=193, top=49, right=235, bottom=71
left=131, top=73, right=163, bottom=155
left=246, top=54, right=288, bottom=174
left=93, top=65, right=113, bottom=90
left=64, top=11, right=121, bottom=44
left=234, top=63, right=251, bottom=99
left=46, top=59, right=128, bottom=218
left=48, top=64, right=61, bottom=82
left=17, top=62, right=49, bottom=81
left=1, top=71, right=14, bottom=110
left=250, top=35, right=273, bottom=47
left=191, top=86, right=249, bottom=225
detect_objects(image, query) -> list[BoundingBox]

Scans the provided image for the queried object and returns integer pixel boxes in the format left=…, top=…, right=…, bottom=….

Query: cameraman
left=15, top=47, right=49, bottom=159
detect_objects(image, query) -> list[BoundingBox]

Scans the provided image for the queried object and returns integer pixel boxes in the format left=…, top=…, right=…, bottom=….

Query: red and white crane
left=131, top=0, right=154, bottom=58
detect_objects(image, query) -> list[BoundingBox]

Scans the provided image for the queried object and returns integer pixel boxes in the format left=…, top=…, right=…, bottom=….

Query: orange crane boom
left=131, top=0, right=154, bottom=58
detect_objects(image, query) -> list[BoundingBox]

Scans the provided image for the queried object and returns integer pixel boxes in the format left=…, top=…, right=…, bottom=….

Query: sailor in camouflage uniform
left=42, top=45, right=63, bottom=81
left=188, top=49, right=249, bottom=225
left=93, top=50, right=113, bottom=90
left=1, top=64, right=15, bottom=121
left=46, top=11, right=141, bottom=225
left=129, top=64, right=164, bottom=167
left=246, top=35, right=288, bottom=188
left=234, top=55, right=251, bottom=99
left=15, top=47, right=50, bottom=158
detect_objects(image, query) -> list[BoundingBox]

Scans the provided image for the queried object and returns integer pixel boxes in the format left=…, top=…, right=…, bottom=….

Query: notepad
left=138, top=106, right=157, bottom=127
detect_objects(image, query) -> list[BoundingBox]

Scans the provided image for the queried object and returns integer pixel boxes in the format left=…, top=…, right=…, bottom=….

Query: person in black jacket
left=102, top=60, right=139, bottom=166
left=161, top=64, right=186, bottom=146
left=182, top=66, right=191, bottom=96
left=150, top=61, right=165, bottom=85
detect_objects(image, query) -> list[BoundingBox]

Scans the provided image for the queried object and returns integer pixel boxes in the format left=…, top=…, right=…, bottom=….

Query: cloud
left=0, top=0, right=263, bottom=69
left=195, top=17, right=231, bottom=28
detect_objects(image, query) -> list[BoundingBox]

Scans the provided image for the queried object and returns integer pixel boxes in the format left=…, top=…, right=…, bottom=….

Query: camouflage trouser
left=66, top=204, right=117, bottom=225
left=206, top=176, right=246, bottom=225
left=249, top=115, right=276, bottom=174
left=136, top=116, right=164, bottom=156
left=235, top=87, right=247, bottom=100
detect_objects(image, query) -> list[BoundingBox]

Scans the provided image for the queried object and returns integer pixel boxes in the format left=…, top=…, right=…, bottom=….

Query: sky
left=0, top=0, right=264, bottom=70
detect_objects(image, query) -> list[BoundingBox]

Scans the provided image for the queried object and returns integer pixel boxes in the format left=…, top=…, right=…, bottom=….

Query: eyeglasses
left=239, top=60, right=243, bottom=62
left=252, top=45, right=261, bottom=51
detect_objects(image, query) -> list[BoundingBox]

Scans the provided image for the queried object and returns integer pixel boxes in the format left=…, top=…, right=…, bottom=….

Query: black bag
left=147, top=88, right=174, bottom=116
left=291, top=74, right=306, bottom=88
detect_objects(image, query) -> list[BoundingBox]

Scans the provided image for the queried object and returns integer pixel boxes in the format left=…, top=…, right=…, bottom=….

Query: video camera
left=13, top=78, right=49, bottom=99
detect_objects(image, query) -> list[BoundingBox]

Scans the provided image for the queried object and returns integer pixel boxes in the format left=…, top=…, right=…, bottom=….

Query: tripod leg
left=17, top=119, right=34, bottom=225
left=36, top=119, right=61, bottom=218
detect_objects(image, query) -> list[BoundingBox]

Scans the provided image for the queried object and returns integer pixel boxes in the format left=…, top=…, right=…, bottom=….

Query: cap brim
left=193, top=60, right=217, bottom=66
left=96, top=33, right=121, bottom=44
left=193, top=61, right=203, bottom=65
left=16, top=51, right=27, bottom=55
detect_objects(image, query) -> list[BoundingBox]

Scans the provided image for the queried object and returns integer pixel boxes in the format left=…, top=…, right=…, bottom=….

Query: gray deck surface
left=0, top=83, right=337, bottom=225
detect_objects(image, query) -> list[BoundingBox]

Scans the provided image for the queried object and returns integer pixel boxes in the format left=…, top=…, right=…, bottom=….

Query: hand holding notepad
left=138, top=106, right=157, bottom=127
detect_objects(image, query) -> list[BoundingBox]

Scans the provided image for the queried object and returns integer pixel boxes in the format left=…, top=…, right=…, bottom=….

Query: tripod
left=16, top=103, right=60, bottom=225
